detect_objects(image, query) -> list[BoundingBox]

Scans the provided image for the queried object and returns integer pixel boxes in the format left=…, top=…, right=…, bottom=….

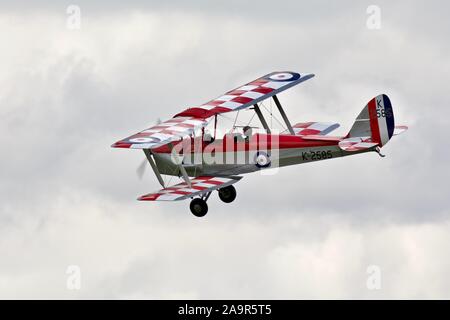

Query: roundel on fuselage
left=254, top=151, right=271, bottom=168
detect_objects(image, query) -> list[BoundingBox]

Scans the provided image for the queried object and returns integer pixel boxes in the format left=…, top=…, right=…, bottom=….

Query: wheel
left=218, top=185, right=237, bottom=203
left=190, top=198, right=208, bottom=217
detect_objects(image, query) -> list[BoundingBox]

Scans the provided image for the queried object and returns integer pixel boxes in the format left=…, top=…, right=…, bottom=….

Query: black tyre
left=218, top=185, right=237, bottom=203
left=190, top=198, right=208, bottom=217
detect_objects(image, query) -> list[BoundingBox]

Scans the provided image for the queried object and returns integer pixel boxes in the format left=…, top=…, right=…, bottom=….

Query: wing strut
left=168, top=143, right=192, bottom=187
left=273, top=95, right=295, bottom=135
left=177, top=164, right=192, bottom=187
left=253, top=104, right=271, bottom=134
left=143, top=149, right=165, bottom=188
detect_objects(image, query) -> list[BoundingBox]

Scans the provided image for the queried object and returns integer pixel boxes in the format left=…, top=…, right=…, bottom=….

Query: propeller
left=135, top=118, right=162, bottom=180
left=136, top=158, right=147, bottom=180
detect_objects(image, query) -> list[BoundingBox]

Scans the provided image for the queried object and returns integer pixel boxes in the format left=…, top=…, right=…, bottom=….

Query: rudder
left=348, top=94, right=395, bottom=147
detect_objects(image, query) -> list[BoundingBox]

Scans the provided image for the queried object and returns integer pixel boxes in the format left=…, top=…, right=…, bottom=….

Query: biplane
left=112, top=71, right=407, bottom=217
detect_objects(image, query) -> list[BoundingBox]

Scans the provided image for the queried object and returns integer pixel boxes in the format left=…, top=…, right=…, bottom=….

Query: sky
left=0, top=0, right=449, bottom=299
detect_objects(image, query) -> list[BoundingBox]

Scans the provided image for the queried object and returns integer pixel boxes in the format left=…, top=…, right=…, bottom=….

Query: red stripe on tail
left=368, top=98, right=381, bottom=144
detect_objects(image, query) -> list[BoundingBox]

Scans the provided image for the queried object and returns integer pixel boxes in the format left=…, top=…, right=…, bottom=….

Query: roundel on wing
left=267, top=72, right=301, bottom=82
left=129, top=136, right=160, bottom=144
left=254, top=151, right=271, bottom=168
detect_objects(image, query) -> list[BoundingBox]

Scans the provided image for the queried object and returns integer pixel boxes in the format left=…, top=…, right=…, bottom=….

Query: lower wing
left=138, top=176, right=242, bottom=201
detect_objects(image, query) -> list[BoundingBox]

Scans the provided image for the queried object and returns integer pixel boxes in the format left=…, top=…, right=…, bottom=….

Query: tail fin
left=347, top=94, right=395, bottom=147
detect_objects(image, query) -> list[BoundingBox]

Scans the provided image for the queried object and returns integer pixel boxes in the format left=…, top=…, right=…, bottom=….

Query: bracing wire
left=270, top=99, right=273, bottom=128
left=261, top=103, right=287, bottom=131
left=232, top=110, right=240, bottom=129
left=245, top=112, right=256, bottom=127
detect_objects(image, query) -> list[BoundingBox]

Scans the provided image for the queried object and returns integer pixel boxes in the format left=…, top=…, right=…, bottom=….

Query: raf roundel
left=268, top=72, right=300, bottom=82
left=254, top=151, right=271, bottom=168
left=129, top=137, right=158, bottom=144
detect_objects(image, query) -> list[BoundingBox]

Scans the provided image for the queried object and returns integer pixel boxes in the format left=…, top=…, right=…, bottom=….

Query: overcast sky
left=1, top=0, right=449, bottom=299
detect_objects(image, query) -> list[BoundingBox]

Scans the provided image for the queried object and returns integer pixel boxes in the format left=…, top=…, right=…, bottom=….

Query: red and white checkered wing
left=338, top=136, right=378, bottom=152
left=138, top=176, right=242, bottom=201
left=175, top=71, right=314, bottom=119
left=111, top=117, right=209, bottom=149
left=112, top=71, right=313, bottom=150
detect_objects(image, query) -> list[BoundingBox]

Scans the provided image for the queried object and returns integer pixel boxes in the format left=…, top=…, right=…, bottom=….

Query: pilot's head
left=243, top=125, right=252, bottom=138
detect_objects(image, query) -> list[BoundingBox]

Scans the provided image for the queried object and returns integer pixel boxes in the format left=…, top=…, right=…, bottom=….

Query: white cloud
left=1, top=193, right=450, bottom=299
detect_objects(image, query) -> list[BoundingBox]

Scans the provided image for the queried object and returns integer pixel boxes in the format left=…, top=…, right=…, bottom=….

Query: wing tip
left=393, top=125, right=408, bottom=136
left=301, top=73, right=315, bottom=80
left=137, top=194, right=157, bottom=201
left=111, top=141, right=132, bottom=148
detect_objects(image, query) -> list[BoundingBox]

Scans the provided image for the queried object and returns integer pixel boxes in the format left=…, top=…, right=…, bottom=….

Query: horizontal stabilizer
left=300, top=135, right=342, bottom=142
left=338, top=136, right=378, bottom=152
left=289, top=122, right=340, bottom=136
left=138, top=176, right=242, bottom=201
left=393, top=125, right=408, bottom=136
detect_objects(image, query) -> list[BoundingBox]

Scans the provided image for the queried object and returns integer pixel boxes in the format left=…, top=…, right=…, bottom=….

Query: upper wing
left=111, top=116, right=209, bottom=149
left=288, top=122, right=340, bottom=136
left=112, top=71, right=313, bottom=150
left=174, top=71, right=314, bottom=119
left=138, top=176, right=242, bottom=201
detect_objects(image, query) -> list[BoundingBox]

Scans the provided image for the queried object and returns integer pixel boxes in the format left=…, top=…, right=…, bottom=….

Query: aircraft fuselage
left=152, top=133, right=370, bottom=177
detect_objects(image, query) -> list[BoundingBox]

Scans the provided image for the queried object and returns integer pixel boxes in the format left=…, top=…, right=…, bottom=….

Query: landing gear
left=189, top=186, right=237, bottom=217
left=218, top=185, right=237, bottom=203
left=190, top=198, right=208, bottom=217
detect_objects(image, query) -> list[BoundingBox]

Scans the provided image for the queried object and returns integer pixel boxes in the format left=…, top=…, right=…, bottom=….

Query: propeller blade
left=136, top=158, right=147, bottom=180
left=135, top=117, right=161, bottom=181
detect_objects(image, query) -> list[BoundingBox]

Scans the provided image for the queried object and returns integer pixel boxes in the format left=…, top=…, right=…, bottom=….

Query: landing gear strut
left=189, top=185, right=237, bottom=217
left=218, top=185, right=237, bottom=203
